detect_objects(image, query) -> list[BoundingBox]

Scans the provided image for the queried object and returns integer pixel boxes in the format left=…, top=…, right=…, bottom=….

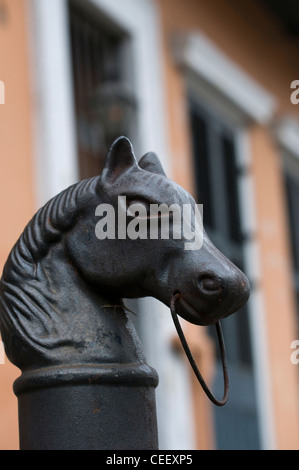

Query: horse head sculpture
left=0, top=136, right=250, bottom=449
left=0, top=136, right=249, bottom=372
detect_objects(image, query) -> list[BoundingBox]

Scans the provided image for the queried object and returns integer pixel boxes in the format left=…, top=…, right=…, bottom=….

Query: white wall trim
left=172, top=32, right=276, bottom=125
left=27, top=0, right=79, bottom=207
left=276, top=116, right=299, bottom=160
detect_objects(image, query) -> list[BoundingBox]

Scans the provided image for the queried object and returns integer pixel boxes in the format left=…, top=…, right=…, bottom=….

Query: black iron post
left=14, top=362, right=158, bottom=450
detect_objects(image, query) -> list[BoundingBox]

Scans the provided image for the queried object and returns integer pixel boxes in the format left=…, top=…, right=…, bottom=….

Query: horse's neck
left=39, top=242, right=114, bottom=316
left=33, top=244, right=144, bottom=367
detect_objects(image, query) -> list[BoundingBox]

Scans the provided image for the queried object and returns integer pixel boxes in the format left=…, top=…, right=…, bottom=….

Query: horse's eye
left=126, top=198, right=151, bottom=218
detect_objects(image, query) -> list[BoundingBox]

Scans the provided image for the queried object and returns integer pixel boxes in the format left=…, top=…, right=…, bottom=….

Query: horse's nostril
left=199, top=275, right=221, bottom=293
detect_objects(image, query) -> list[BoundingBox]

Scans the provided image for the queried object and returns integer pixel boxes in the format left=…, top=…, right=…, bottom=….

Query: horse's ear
left=102, top=136, right=138, bottom=182
left=138, top=152, right=166, bottom=177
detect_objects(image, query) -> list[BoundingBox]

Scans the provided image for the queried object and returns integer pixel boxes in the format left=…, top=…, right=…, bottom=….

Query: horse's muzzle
left=174, top=269, right=250, bottom=326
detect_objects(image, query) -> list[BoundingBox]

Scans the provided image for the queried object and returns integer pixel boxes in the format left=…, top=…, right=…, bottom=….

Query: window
left=190, top=100, right=252, bottom=365
left=189, top=98, right=261, bottom=449
left=69, top=1, right=136, bottom=179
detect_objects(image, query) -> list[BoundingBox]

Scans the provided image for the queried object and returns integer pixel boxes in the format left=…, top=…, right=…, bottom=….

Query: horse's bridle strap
left=170, top=293, right=229, bottom=407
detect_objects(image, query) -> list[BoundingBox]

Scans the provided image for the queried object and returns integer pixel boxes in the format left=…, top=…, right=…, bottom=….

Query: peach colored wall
left=157, top=0, right=299, bottom=449
left=0, top=0, right=35, bottom=450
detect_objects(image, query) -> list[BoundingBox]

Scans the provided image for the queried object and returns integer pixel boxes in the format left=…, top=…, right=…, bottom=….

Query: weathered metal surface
left=14, top=364, right=158, bottom=450
left=0, top=136, right=249, bottom=450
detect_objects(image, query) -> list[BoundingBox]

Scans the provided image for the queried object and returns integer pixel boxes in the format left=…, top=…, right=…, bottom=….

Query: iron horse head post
left=0, top=137, right=249, bottom=450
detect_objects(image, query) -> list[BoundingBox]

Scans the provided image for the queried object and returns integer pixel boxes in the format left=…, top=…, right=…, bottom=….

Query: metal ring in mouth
left=170, top=292, right=229, bottom=407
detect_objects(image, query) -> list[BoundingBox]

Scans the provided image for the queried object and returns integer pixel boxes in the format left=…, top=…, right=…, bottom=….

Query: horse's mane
left=0, top=176, right=99, bottom=368
left=9, top=176, right=98, bottom=268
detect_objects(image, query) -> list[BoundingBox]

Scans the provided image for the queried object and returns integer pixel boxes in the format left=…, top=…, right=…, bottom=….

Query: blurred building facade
left=1, top=0, right=299, bottom=450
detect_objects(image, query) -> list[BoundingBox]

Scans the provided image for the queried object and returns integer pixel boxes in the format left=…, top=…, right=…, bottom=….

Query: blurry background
left=1, top=0, right=299, bottom=450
